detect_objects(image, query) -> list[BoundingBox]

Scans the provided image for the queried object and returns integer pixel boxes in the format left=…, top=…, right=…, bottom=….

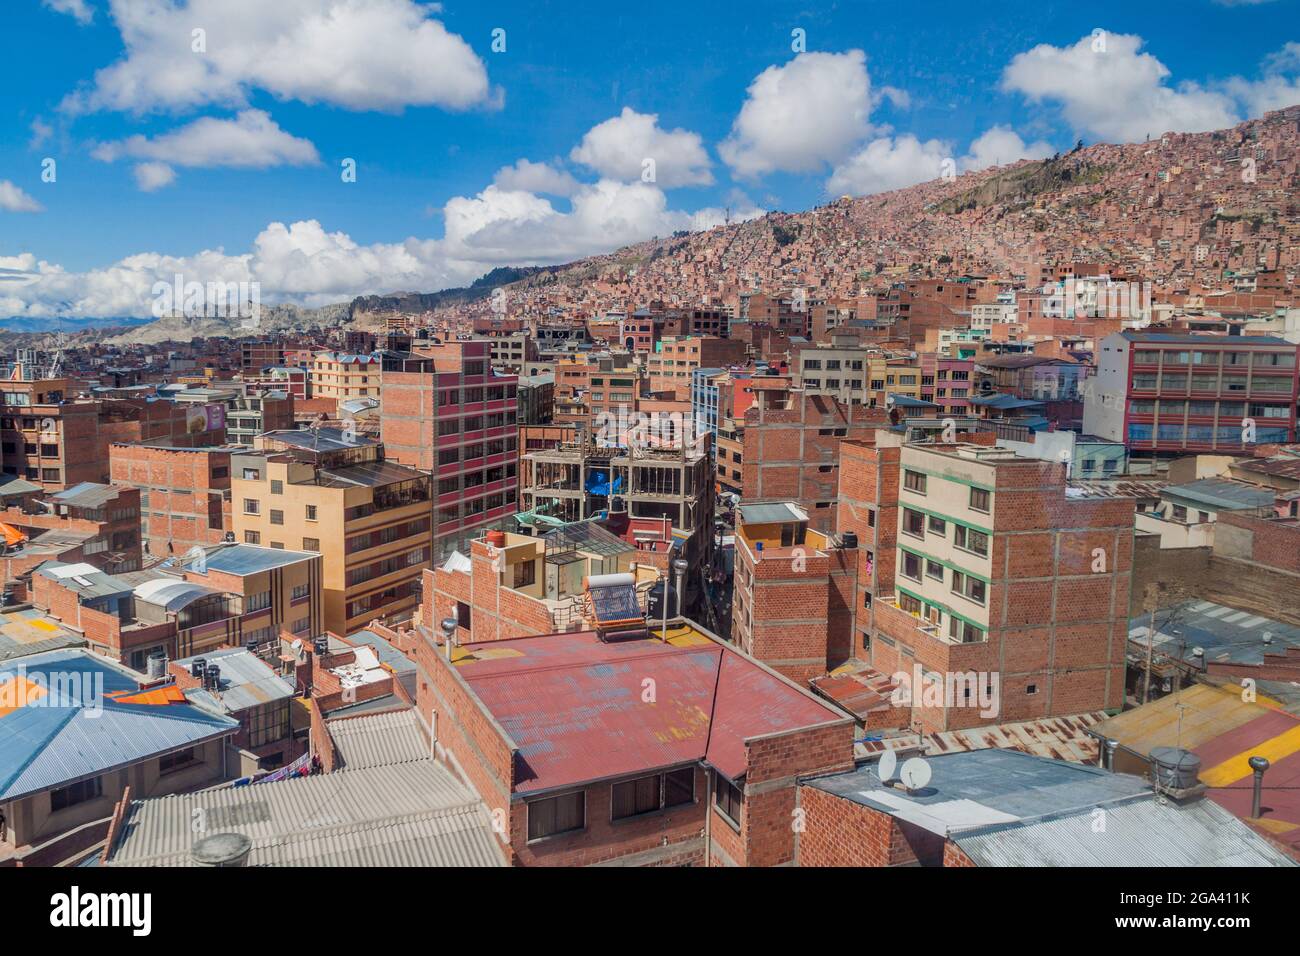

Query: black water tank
left=842, top=531, right=858, bottom=549
left=645, top=580, right=678, bottom=621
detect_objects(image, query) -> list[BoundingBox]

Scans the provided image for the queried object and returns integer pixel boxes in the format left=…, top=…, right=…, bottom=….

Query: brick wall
left=797, top=784, right=944, bottom=866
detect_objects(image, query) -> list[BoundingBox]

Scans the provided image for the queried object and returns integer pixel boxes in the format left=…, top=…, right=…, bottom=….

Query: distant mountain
left=0, top=315, right=155, bottom=333
left=348, top=266, right=558, bottom=319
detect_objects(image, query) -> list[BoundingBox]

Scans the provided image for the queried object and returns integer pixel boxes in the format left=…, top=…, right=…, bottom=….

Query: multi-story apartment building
left=380, top=342, right=520, bottom=559
left=867, top=442, right=1134, bottom=732
left=2, top=482, right=142, bottom=573
left=309, top=350, right=383, bottom=400
left=410, top=582, right=851, bottom=867
left=516, top=373, right=555, bottom=426
left=731, top=502, right=858, bottom=684
left=794, top=335, right=875, bottom=406
left=173, top=383, right=294, bottom=445
left=740, top=391, right=888, bottom=532
left=0, top=381, right=227, bottom=493
left=648, top=336, right=746, bottom=400
left=230, top=428, right=432, bottom=634
left=1083, top=332, right=1299, bottom=456
left=918, top=356, right=977, bottom=418
left=109, top=442, right=239, bottom=558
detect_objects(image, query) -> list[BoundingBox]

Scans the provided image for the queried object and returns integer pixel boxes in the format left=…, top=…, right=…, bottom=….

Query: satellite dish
left=900, top=757, right=932, bottom=792
left=878, top=749, right=898, bottom=783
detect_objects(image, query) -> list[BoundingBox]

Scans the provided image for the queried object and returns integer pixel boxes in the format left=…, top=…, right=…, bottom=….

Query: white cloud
left=492, top=159, right=581, bottom=197
left=570, top=107, right=713, bottom=188
left=1226, top=42, right=1300, bottom=116
left=0, top=181, right=44, bottom=213
left=442, top=180, right=712, bottom=265
left=2, top=180, right=765, bottom=317
left=960, top=126, right=1055, bottom=172
left=133, top=162, right=177, bottom=192
left=43, top=0, right=94, bottom=23
left=63, top=0, right=497, bottom=115
left=827, top=135, right=951, bottom=196
left=93, top=110, right=320, bottom=170
left=1001, top=31, right=1239, bottom=143
left=721, top=51, right=876, bottom=178
left=29, top=119, right=54, bottom=150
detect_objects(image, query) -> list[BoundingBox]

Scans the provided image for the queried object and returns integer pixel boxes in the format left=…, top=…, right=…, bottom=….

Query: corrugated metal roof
left=106, top=760, right=504, bottom=867
left=329, top=709, right=429, bottom=770
left=133, top=578, right=219, bottom=611
left=1128, top=599, right=1300, bottom=667
left=455, top=628, right=843, bottom=792
left=1093, top=684, right=1264, bottom=755
left=1163, top=478, right=1275, bottom=511
left=51, top=482, right=122, bottom=509
left=856, top=713, right=1107, bottom=763
left=1095, top=684, right=1300, bottom=856
left=738, top=502, right=808, bottom=525
left=0, top=649, right=238, bottom=801
left=955, top=795, right=1296, bottom=867
left=176, top=648, right=295, bottom=713
left=190, top=543, right=317, bottom=576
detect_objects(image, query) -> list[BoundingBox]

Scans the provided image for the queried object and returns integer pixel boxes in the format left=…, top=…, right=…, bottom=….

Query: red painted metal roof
left=1191, top=710, right=1300, bottom=855
left=455, top=630, right=843, bottom=793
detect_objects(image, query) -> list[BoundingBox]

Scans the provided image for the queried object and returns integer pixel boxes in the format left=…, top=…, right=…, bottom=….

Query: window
left=246, top=590, right=271, bottom=612
left=512, top=560, right=536, bottom=588
left=927, top=515, right=946, bottom=535
left=242, top=467, right=261, bottom=480
left=302, top=537, right=320, bottom=551
left=244, top=530, right=261, bottom=545
left=902, top=508, right=925, bottom=538
left=954, top=525, right=989, bottom=557
left=159, top=747, right=197, bottom=774
left=306, top=504, right=318, bottom=521
left=713, top=771, right=743, bottom=826
left=903, top=470, right=926, bottom=494
left=664, top=767, right=694, bottom=808
left=951, top=571, right=986, bottom=605
left=292, top=583, right=310, bottom=600
left=527, top=791, right=585, bottom=841
left=612, top=773, right=663, bottom=820
left=50, top=776, right=103, bottom=812
left=948, top=616, right=986, bottom=644
left=243, top=498, right=260, bottom=515
left=270, top=509, right=284, bottom=525
left=901, top=551, right=922, bottom=581
left=270, top=479, right=283, bottom=495
left=926, top=559, right=944, bottom=581
left=969, top=487, right=990, bottom=513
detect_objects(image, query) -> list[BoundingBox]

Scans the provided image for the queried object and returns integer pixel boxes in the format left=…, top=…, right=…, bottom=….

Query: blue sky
left=1, top=0, right=1297, bottom=317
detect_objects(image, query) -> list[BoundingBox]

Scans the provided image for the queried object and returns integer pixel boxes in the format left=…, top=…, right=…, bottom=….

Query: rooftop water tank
left=1150, top=746, right=1201, bottom=790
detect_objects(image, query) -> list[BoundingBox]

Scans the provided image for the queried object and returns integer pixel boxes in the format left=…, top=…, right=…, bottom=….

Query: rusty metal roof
left=856, top=712, right=1107, bottom=764
left=453, top=628, right=845, bottom=792
left=1094, top=684, right=1300, bottom=856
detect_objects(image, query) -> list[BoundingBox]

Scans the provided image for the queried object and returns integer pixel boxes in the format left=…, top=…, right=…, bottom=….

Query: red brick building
left=109, top=443, right=239, bottom=558
left=380, top=342, right=519, bottom=559
left=868, top=443, right=1134, bottom=732
left=411, top=600, right=853, bottom=866
left=741, top=392, right=888, bottom=533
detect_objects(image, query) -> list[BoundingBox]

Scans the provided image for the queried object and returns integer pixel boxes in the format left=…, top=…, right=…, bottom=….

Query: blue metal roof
left=189, top=544, right=317, bottom=576
left=0, top=649, right=238, bottom=801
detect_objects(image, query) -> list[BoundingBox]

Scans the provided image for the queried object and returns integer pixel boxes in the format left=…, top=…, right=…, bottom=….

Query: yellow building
left=230, top=428, right=433, bottom=635
left=309, top=350, right=382, bottom=400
